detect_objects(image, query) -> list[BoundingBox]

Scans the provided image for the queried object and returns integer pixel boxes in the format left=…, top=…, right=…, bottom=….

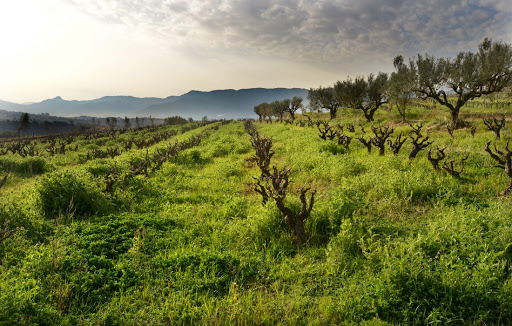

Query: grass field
left=2, top=101, right=512, bottom=325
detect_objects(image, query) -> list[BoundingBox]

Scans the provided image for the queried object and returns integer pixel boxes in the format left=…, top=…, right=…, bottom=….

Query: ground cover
left=2, top=103, right=512, bottom=324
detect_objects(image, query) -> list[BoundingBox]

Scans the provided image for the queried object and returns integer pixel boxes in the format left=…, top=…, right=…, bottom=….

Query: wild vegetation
left=1, top=38, right=512, bottom=325
left=257, top=38, right=512, bottom=127
left=0, top=112, right=165, bottom=138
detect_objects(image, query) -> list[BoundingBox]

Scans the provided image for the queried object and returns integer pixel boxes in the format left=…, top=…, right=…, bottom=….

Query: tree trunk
left=450, top=108, right=460, bottom=129
left=276, top=197, right=308, bottom=243
left=361, top=107, right=376, bottom=122
left=398, top=105, right=406, bottom=123
left=329, top=108, right=337, bottom=120
left=293, top=220, right=307, bottom=243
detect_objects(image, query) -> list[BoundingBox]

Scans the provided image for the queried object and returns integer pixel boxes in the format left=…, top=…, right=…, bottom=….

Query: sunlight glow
left=0, top=1, right=49, bottom=60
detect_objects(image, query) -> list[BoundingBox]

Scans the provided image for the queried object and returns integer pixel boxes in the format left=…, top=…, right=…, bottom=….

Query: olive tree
left=286, top=96, right=303, bottom=121
left=410, top=38, right=512, bottom=128
left=254, top=102, right=271, bottom=120
left=106, top=117, right=117, bottom=131
left=387, top=56, right=416, bottom=123
left=124, top=116, right=131, bottom=129
left=267, top=100, right=286, bottom=120
left=308, top=86, right=340, bottom=120
left=334, top=72, right=388, bottom=122
left=18, top=112, right=30, bottom=136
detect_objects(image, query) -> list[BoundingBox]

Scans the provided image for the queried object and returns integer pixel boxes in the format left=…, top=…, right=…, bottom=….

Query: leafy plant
left=37, top=170, right=111, bottom=219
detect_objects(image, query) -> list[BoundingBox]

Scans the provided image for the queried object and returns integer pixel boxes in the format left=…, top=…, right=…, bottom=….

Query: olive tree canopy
left=19, top=112, right=30, bottom=136
left=286, top=96, right=303, bottom=120
left=270, top=100, right=288, bottom=120
left=410, top=38, right=512, bottom=128
left=387, top=56, right=416, bottom=123
left=254, top=98, right=303, bottom=121
left=308, top=86, right=340, bottom=120
left=334, top=72, right=388, bottom=122
left=254, top=102, right=271, bottom=120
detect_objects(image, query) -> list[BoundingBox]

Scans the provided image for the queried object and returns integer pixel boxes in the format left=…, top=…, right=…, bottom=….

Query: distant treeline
left=0, top=119, right=81, bottom=138
left=163, top=116, right=190, bottom=125
left=0, top=115, right=194, bottom=138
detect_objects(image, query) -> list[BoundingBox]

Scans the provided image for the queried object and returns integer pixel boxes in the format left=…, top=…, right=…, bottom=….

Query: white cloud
left=64, top=0, right=512, bottom=63
left=2, top=0, right=511, bottom=102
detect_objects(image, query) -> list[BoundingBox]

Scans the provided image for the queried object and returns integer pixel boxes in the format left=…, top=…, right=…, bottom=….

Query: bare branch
left=427, top=147, right=446, bottom=170
left=484, top=140, right=512, bottom=195
left=409, top=124, right=433, bottom=159
left=0, top=221, right=24, bottom=244
left=442, top=155, right=469, bottom=178
left=483, top=116, right=506, bottom=140
left=370, top=126, right=394, bottom=156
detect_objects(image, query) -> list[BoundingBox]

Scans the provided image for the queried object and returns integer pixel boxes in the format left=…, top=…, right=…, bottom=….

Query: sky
left=0, top=0, right=511, bottom=103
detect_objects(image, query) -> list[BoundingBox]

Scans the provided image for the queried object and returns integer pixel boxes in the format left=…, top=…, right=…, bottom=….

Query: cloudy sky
left=0, top=0, right=511, bottom=103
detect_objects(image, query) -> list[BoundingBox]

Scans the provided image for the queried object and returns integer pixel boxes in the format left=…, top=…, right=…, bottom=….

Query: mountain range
left=0, top=88, right=309, bottom=120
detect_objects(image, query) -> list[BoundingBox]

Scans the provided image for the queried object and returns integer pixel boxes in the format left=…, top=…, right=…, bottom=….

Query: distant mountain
left=0, top=99, right=25, bottom=113
left=0, top=88, right=309, bottom=119
left=142, top=88, right=309, bottom=119
left=20, top=96, right=171, bottom=117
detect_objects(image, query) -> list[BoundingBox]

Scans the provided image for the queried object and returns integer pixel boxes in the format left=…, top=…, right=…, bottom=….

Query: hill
left=0, top=100, right=25, bottom=113
left=142, top=88, right=310, bottom=119
left=0, top=88, right=309, bottom=119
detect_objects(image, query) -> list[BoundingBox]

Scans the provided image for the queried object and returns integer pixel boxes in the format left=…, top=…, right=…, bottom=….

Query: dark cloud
left=65, top=0, right=512, bottom=70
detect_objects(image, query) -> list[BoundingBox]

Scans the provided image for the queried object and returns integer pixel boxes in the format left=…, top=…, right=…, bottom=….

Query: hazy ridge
left=0, top=88, right=309, bottom=120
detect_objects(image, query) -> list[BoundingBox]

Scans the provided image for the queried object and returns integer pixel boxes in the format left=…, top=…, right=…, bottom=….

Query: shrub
left=37, top=170, right=110, bottom=219
left=321, top=142, right=346, bottom=155
left=84, top=159, right=111, bottom=177
left=176, top=149, right=206, bottom=165
left=0, top=156, right=49, bottom=176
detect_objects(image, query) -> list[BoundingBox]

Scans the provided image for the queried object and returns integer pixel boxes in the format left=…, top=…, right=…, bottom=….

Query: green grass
left=2, top=110, right=512, bottom=324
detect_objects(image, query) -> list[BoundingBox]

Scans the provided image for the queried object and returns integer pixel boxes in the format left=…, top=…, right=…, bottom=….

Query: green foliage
left=63, top=217, right=140, bottom=306
left=5, top=108, right=512, bottom=324
left=410, top=38, right=512, bottom=127
left=0, top=267, right=60, bottom=325
left=254, top=98, right=303, bottom=120
left=176, top=149, right=207, bottom=165
left=335, top=72, right=388, bottom=121
left=322, top=186, right=365, bottom=231
left=84, top=159, right=111, bottom=177
left=221, top=194, right=248, bottom=219
left=387, top=55, right=416, bottom=121
left=0, top=156, right=49, bottom=176
left=308, top=86, right=340, bottom=119
left=163, top=115, right=187, bottom=125
left=154, top=250, right=260, bottom=296
left=321, top=141, right=346, bottom=155
left=37, top=170, right=111, bottom=219
left=326, top=217, right=367, bottom=271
